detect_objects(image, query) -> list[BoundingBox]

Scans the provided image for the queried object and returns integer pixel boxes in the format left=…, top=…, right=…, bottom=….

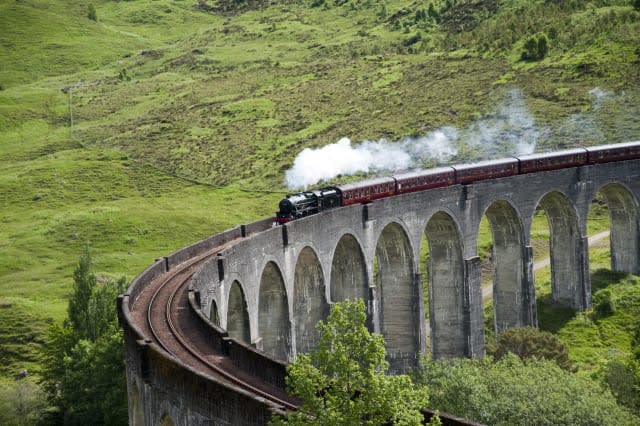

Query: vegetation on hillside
left=39, top=248, right=127, bottom=425
left=1, top=0, right=639, bottom=423
left=416, top=354, right=639, bottom=426
left=270, top=300, right=430, bottom=425
left=487, top=326, right=575, bottom=372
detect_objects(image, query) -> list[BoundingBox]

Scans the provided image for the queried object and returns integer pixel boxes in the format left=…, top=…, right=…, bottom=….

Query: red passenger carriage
left=453, top=158, right=519, bottom=185
left=394, top=167, right=455, bottom=194
left=517, top=148, right=587, bottom=174
left=337, top=177, right=397, bottom=206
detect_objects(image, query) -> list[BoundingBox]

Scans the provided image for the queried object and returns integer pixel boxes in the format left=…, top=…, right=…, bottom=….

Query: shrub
left=416, top=355, right=640, bottom=426
left=521, top=33, right=549, bottom=61
left=488, top=326, right=574, bottom=371
left=604, top=358, right=640, bottom=412
left=87, top=4, right=97, bottom=22
left=593, top=289, right=616, bottom=318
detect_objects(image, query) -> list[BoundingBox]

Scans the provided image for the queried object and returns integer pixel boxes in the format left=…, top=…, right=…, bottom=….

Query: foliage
left=592, top=288, right=616, bottom=318
left=0, top=379, right=47, bottom=426
left=270, top=300, right=429, bottom=425
left=87, top=4, right=97, bottom=22
left=67, top=247, right=96, bottom=340
left=39, top=250, right=128, bottom=426
left=416, top=354, right=640, bottom=426
left=603, top=357, right=640, bottom=413
left=487, top=326, right=575, bottom=371
left=521, top=33, right=549, bottom=61
left=426, top=411, right=442, bottom=426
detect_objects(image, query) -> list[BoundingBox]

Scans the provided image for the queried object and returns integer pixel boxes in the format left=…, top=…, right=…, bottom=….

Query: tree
left=40, top=249, right=127, bottom=426
left=416, top=355, right=640, bottom=426
left=87, top=3, right=97, bottom=22
left=537, top=34, right=548, bottom=59
left=521, top=33, right=549, bottom=61
left=487, top=326, right=574, bottom=372
left=67, top=246, right=96, bottom=339
left=270, top=299, right=429, bottom=425
left=0, top=380, right=47, bottom=426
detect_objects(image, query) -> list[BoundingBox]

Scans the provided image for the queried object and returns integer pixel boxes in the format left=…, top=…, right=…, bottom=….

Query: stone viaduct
left=120, top=157, right=640, bottom=425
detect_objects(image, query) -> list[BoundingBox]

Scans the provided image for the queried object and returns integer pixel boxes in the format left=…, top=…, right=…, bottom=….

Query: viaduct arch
left=120, top=158, right=640, bottom=425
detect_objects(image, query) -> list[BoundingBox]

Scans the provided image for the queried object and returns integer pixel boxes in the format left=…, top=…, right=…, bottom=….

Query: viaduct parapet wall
left=121, top=158, right=640, bottom=425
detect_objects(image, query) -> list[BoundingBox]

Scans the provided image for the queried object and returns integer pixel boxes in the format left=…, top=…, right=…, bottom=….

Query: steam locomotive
left=275, top=142, right=640, bottom=224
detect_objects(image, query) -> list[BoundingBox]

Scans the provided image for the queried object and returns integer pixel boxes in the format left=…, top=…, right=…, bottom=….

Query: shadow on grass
left=590, top=268, right=629, bottom=293
left=537, top=296, right=576, bottom=334
left=537, top=269, right=630, bottom=333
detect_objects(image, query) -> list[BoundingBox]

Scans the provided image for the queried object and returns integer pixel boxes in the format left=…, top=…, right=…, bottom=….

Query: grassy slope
left=0, top=0, right=280, bottom=379
left=1, top=0, right=639, bottom=386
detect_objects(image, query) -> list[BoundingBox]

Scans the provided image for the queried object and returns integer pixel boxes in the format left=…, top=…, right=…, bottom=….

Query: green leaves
left=487, top=326, right=575, bottom=372
left=40, top=248, right=127, bottom=425
left=417, top=355, right=640, bottom=426
left=67, top=246, right=96, bottom=340
left=271, top=300, right=428, bottom=425
left=521, top=33, right=549, bottom=61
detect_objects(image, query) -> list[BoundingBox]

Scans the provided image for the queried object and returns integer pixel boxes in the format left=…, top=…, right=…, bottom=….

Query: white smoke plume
left=284, top=129, right=458, bottom=189
left=553, top=87, right=617, bottom=146
left=462, top=89, right=538, bottom=157
left=589, top=87, right=615, bottom=110
left=285, top=88, right=619, bottom=189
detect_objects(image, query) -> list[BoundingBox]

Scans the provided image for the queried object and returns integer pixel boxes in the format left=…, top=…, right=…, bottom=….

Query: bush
left=87, top=4, right=97, bottom=22
left=593, top=289, right=616, bottom=318
left=416, top=355, right=640, bottom=426
left=488, top=327, right=574, bottom=372
left=604, top=358, right=640, bottom=412
left=403, top=33, right=423, bottom=46
left=0, top=380, right=47, bottom=426
left=521, top=33, right=549, bottom=61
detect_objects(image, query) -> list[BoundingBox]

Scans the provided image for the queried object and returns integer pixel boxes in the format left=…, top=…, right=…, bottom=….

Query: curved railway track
left=132, top=243, right=298, bottom=412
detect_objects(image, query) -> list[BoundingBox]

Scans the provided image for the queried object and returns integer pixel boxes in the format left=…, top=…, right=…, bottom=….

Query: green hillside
left=1, top=0, right=639, bottom=421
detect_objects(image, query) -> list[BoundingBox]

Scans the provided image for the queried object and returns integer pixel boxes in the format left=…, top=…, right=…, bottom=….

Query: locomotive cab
left=275, top=192, right=320, bottom=224
left=274, top=187, right=342, bottom=225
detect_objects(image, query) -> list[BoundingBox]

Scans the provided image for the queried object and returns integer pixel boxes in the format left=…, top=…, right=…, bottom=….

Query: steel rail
left=144, top=245, right=297, bottom=412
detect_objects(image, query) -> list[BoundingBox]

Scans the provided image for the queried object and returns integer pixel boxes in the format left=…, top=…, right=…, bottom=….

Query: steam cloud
left=284, top=130, right=458, bottom=189
left=284, top=88, right=621, bottom=189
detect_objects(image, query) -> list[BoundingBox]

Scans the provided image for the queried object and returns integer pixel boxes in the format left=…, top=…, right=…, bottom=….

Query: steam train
left=275, top=142, right=640, bottom=224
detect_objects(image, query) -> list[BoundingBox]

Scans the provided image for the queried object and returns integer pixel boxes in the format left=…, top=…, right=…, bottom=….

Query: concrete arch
left=129, top=380, right=144, bottom=426
left=293, top=246, right=329, bottom=355
left=159, top=413, right=175, bottom=426
left=258, top=262, right=291, bottom=361
left=425, top=211, right=466, bottom=359
left=536, top=191, right=586, bottom=309
left=330, top=233, right=369, bottom=303
left=481, top=200, right=529, bottom=333
left=593, top=183, right=640, bottom=274
left=375, top=222, right=420, bottom=367
left=227, top=280, right=251, bottom=344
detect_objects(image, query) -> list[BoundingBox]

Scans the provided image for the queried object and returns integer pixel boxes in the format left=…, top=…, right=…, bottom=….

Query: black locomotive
left=275, top=142, right=640, bottom=224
